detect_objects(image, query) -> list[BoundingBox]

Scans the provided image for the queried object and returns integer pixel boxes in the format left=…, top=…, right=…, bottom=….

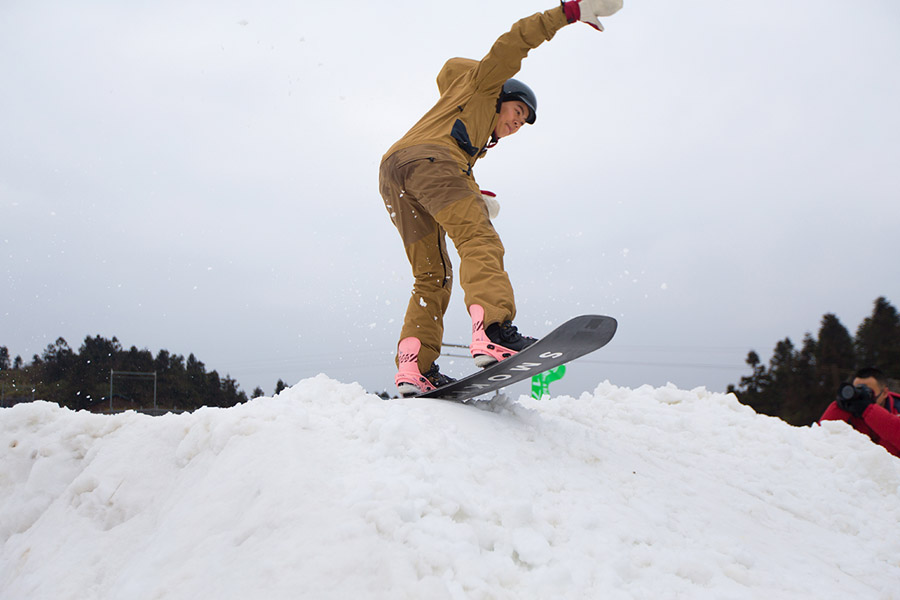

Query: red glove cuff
left=562, top=1, right=581, bottom=24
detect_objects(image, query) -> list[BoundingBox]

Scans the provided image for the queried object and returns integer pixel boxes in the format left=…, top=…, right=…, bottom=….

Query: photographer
left=819, top=367, right=900, bottom=457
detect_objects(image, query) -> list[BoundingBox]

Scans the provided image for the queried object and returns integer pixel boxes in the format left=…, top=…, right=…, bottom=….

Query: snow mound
left=2, top=375, right=900, bottom=599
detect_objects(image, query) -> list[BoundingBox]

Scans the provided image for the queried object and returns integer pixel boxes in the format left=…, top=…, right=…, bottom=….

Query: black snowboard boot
left=395, top=336, right=457, bottom=397
left=472, top=320, right=538, bottom=368
left=485, top=320, right=538, bottom=352
left=469, top=304, right=539, bottom=368
left=396, top=363, right=455, bottom=398
left=423, top=363, right=456, bottom=388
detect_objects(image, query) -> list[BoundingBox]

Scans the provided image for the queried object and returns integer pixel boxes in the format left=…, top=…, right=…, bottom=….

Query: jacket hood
left=436, top=57, right=479, bottom=95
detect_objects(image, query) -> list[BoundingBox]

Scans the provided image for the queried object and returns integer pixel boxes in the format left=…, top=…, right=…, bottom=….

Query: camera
left=837, top=383, right=875, bottom=404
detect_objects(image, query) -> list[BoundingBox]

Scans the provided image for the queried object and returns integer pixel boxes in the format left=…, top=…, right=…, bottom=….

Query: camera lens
left=838, top=383, right=856, bottom=401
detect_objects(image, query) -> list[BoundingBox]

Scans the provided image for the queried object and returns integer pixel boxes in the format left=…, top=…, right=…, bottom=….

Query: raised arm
left=472, top=0, right=623, bottom=93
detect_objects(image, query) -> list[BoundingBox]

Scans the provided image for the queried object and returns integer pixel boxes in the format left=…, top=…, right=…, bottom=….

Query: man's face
left=852, top=376, right=888, bottom=407
left=494, top=100, right=529, bottom=139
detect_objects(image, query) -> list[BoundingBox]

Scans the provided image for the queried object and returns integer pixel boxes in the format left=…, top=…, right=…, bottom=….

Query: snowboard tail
left=415, top=315, right=617, bottom=402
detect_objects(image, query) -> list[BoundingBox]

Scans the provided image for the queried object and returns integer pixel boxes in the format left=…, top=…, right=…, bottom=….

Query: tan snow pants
left=379, top=144, right=516, bottom=371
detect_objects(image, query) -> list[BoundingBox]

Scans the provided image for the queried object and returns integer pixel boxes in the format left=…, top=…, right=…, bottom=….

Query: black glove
left=837, top=384, right=875, bottom=418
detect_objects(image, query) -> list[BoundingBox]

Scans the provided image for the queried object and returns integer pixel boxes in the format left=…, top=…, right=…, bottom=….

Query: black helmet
left=499, top=78, right=537, bottom=124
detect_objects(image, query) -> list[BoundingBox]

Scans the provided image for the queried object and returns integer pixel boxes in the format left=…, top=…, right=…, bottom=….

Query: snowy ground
left=2, top=375, right=899, bottom=599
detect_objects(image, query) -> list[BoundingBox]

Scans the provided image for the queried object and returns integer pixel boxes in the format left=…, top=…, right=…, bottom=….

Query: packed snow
left=2, top=375, right=900, bottom=599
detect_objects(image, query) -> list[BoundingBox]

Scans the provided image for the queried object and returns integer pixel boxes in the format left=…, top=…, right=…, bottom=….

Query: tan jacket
left=383, top=7, right=569, bottom=174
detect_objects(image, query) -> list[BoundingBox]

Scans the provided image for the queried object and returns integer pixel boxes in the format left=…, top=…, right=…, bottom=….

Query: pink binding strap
left=469, top=304, right=516, bottom=367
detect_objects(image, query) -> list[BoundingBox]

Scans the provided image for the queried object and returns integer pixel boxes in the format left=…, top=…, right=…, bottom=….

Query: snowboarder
left=380, top=0, right=624, bottom=396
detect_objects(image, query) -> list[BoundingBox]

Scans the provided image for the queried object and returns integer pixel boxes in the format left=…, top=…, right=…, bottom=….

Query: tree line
left=0, top=335, right=282, bottom=412
left=728, top=297, right=900, bottom=426
left=4, top=298, right=896, bottom=418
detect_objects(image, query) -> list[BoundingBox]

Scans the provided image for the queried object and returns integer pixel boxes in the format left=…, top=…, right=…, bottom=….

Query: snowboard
left=415, top=315, right=618, bottom=403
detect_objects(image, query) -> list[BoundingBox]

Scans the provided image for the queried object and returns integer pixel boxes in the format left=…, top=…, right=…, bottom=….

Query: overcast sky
left=3, top=0, right=899, bottom=399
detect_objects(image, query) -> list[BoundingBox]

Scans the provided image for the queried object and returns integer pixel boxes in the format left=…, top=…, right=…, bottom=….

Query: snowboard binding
left=468, top=304, right=537, bottom=368
left=395, top=337, right=455, bottom=397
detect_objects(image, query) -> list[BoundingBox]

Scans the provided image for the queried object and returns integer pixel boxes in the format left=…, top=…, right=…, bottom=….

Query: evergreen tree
left=42, top=338, right=75, bottom=380
left=0, top=346, right=10, bottom=370
left=207, top=370, right=223, bottom=407
left=185, top=353, right=207, bottom=401
left=738, top=351, right=766, bottom=394
left=124, top=345, right=154, bottom=372
left=77, top=335, right=123, bottom=409
left=220, top=375, right=246, bottom=405
left=79, top=335, right=122, bottom=382
left=164, top=352, right=189, bottom=409
left=855, top=297, right=900, bottom=375
left=815, top=313, right=855, bottom=390
left=154, top=349, right=171, bottom=372
left=764, top=338, right=799, bottom=419
left=734, top=350, right=771, bottom=415
left=0, top=349, right=32, bottom=405
left=41, top=338, right=78, bottom=409
left=758, top=338, right=795, bottom=416
left=783, top=334, right=821, bottom=426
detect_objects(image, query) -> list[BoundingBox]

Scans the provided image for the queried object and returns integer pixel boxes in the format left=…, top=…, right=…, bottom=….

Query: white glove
left=584, top=0, right=623, bottom=17
left=563, top=0, right=623, bottom=32
left=481, top=190, right=500, bottom=220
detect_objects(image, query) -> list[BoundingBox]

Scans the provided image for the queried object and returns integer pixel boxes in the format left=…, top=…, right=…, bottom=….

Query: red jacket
left=820, top=392, right=900, bottom=457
